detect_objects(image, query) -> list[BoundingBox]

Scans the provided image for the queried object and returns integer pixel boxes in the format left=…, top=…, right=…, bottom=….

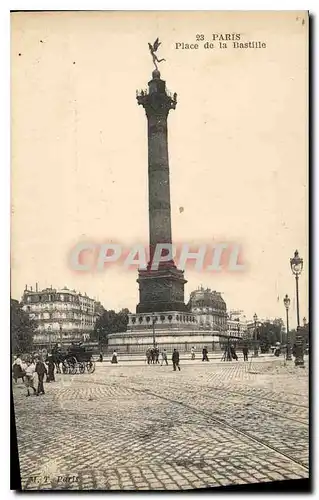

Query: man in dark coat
left=172, top=349, right=181, bottom=371
left=202, top=347, right=209, bottom=362
left=150, top=348, right=155, bottom=364
left=35, top=357, right=48, bottom=395
left=146, top=348, right=151, bottom=364
left=46, top=355, right=55, bottom=382
left=242, top=345, right=249, bottom=361
left=230, top=345, right=238, bottom=361
left=154, top=346, right=160, bottom=364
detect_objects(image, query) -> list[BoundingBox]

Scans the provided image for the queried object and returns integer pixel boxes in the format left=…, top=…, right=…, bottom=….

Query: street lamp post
left=290, top=250, right=303, bottom=328
left=283, top=294, right=291, bottom=360
left=96, top=327, right=101, bottom=351
left=151, top=314, right=157, bottom=348
left=59, top=324, right=63, bottom=345
left=290, top=250, right=304, bottom=366
left=48, top=326, right=52, bottom=352
left=253, top=313, right=258, bottom=357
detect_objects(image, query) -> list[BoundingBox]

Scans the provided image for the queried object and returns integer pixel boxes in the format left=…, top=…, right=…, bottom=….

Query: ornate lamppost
left=96, top=327, right=101, bottom=349
left=283, top=294, right=291, bottom=360
left=48, top=326, right=52, bottom=352
left=151, top=314, right=157, bottom=348
left=302, top=317, right=309, bottom=356
left=253, top=313, right=259, bottom=357
left=290, top=250, right=304, bottom=366
left=290, top=250, right=303, bottom=328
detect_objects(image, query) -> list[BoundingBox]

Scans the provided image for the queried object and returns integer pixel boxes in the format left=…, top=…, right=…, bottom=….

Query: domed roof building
left=188, top=286, right=228, bottom=332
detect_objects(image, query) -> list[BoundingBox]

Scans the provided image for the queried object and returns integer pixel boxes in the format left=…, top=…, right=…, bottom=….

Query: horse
left=12, top=364, right=26, bottom=383
left=48, top=351, right=64, bottom=374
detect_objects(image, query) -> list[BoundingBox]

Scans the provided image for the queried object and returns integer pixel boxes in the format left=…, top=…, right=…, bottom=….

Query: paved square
left=13, top=358, right=309, bottom=490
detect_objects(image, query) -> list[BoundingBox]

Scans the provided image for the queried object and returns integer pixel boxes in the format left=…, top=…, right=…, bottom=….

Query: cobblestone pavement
left=12, top=358, right=309, bottom=490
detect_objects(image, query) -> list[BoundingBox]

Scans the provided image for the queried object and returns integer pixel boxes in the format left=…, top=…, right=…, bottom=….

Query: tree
left=11, top=299, right=37, bottom=354
left=116, top=308, right=130, bottom=332
left=92, top=308, right=130, bottom=345
left=258, top=318, right=284, bottom=353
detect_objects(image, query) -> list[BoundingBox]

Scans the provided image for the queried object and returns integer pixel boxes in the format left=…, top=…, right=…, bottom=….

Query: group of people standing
left=145, top=347, right=181, bottom=370
left=146, top=347, right=160, bottom=364
left=12, top=353, right=56, bottom=397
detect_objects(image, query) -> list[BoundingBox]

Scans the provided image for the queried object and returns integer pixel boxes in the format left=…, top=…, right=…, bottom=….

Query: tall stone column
left=136, top=69, right=187, bottom=314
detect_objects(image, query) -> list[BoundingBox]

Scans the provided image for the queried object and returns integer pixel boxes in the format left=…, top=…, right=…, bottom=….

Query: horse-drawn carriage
left=51, top=343, right=96, bottom=375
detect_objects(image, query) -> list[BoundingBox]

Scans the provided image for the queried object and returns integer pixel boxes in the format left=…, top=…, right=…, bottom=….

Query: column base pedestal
left=137, top=266, right=187, bottom=314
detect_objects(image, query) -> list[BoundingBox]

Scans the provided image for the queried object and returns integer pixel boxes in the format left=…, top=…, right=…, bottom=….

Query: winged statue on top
left=148, top=37, right=166, bottom=70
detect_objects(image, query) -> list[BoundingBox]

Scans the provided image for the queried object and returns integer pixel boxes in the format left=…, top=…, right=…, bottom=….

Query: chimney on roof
left=30, top=286, right=33, bottom=291
left=25, top=284, right=27, bottom=291
left=36, top=282, right=38, bottom=292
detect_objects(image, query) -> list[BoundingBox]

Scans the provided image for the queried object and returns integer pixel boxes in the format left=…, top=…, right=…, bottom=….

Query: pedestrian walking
left=154, top=346, right=160, bottom=364
left=35, top=357, right=47, bottom=395
left=172, top=349, right=181, bottom=371
left=25, top=360, right=37, bottom=397
left=12, top=355, right=25, bottom=383
left=242, top=345, right=249, bottom=361
left=46, top=355, right=55, bottom=382
left=161, top=349, right=168, bottom=366
left=191, top=346, right=195, bottom=360
left=146, top=348, right=151, bottom=365
left=274, top=343, right=281, bottom=357
left=230, top=345, right=238, bottom=361
left=111, top=350, right=118, bottom=364
left=202, top=346, right=209, bottom=362
left=150, top=348, right=155, bottom=364
left=99, top=352, right=103, bottom=363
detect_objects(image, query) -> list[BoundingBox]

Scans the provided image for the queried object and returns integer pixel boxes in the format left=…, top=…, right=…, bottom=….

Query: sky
left=11, top=11, right=308, bottom=328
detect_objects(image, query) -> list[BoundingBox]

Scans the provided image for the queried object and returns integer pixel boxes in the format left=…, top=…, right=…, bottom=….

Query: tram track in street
left=111, top=373, right=308, bottom=411
left=123, top=382, right=309, bottom=472
left=196, top=383, right=308, bottom=409
left=77, top=377, right=308, bottom=472
left=78, top=375, right=308, bottom=424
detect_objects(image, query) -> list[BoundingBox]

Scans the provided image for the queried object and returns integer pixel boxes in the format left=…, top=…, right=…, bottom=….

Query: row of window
left=197, top=315, right=226, bottom=323
left=26, top=294, right=80, bottom=303
left=26, top=303, right=80, bottom=310
left=192, top=307, right=226, bottom=315
left=191, top=301, right=226, bottom=310
left=36, top=324, right=95, bottom=332
left=25, top=294, right=95, bottom=308
left=31, top=311, right=95, bottom=321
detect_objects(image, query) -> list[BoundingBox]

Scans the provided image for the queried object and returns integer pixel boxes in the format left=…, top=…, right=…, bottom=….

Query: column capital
left=137, top=77, right=177, bottom=117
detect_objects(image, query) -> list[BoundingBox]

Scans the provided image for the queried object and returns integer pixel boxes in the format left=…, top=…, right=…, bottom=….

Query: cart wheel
left=86, top=360, right=95, bottom=373
left=79, top=362, right=85, bottom=374
left=68, top=356, right=78, bottom=374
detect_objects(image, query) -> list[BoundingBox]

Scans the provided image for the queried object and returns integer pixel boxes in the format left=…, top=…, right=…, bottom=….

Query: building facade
left=227, top=310, right=248, bottom=338
left=22, top=285, right=104, bottom=348
left=188, top=287, right=228, bottom=332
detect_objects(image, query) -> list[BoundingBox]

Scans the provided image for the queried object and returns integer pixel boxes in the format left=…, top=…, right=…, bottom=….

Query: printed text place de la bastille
left=175, top=33, right=267, bottom=50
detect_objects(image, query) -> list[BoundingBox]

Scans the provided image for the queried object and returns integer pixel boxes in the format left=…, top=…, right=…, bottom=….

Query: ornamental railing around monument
left=136, top=88, right=177, bottom=100
left=102, top=341, right=221, bottom=355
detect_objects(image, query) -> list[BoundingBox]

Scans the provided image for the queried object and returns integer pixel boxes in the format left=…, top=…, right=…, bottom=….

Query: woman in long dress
left=111, top=350, right=118, bottom=364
